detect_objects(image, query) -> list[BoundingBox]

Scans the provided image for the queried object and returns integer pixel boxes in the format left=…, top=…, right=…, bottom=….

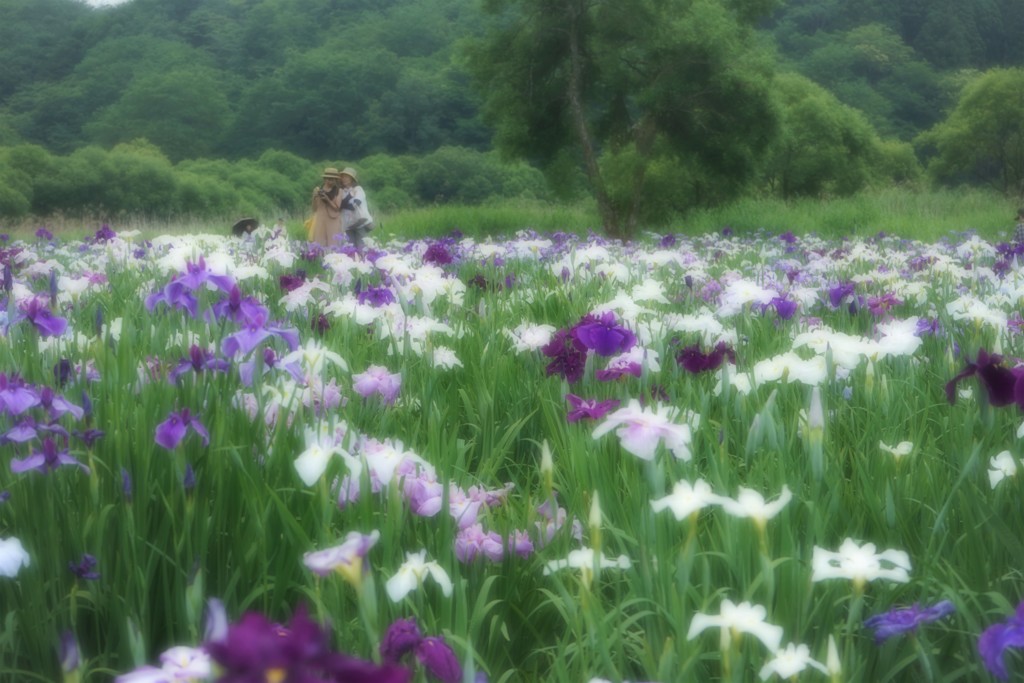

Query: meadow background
left=2, top=212, right=1024, bottom=682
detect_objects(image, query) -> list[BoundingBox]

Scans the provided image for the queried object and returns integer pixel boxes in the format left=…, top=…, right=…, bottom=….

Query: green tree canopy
left=469, top=0, right=779, bottom=237
left=916, top=67, right=1024, bottom=196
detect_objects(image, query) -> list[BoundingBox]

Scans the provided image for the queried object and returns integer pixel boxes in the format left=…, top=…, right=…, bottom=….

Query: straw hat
left=339, top=167, right=359, bottom=183
left=322, top=167, right=342, bottom=179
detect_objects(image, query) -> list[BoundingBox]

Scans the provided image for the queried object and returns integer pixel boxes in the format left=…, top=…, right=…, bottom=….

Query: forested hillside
left=0, top=0, right=1021, bottom=224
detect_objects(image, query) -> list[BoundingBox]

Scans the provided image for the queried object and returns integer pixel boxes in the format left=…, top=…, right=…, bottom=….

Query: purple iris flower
left=423, top=242, right=455, bottom=266
left=415, top=637, right=462, bottom=683
left=168, top=345, right=232, bottom=383
left=38, top=386, right=84, bottom=420
left=176, top=256, right=235, bottom=293
left=980, top=601, right=1024, bottom=681
left=145, top=281, right=200, bottom=318
left=565, top=394, right=621, bottom=423
left=11, top=437, right=89, bottom=474
left=154, top=408, right=210, bottom=450
left=541, top=329, right=587, bottom=384
left=279, top=271, right=307, bottom=293
left=0, top=374, right=40, bottom=415
left=570, top=312, right=636, bottom=357
left=828, top=282, right=856, bottom=308
left=93, top=224, right=117, bottom=243
left=207, top=285, right=270, bottom=325
left=205, top=604, right=411, bottom=683
left=863, top=600, right=955, bottom=643
left=17, top=296, right=67, bottom=337
left=358, top=286, right=397, bottom=308
left=867, top=292, right=903, bottom=317
left=676, top=342, right=736, bottom=374
left=54, top=359, right=72, bottom=387
left=35, top=227, right=53, bottom=241
left=3, top=418, right=38, bottom=443
left=945, top=349, right=1024, bottom=409
left=770, top=296, right=798, bottom=320
left=68, top=554, right=100, bottom=581
left=381, top=618, right=424, bottom=663
left=221, top=314, right=300, bottom=359
left=72, top=428, right=105, bottom=448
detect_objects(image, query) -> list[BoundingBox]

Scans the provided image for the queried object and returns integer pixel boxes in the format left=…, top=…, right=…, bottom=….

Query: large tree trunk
left=564, top=0, right=622, bottom=237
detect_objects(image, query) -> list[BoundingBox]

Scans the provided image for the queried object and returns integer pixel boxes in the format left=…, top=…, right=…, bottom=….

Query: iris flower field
left=2, top=224, right=1024, bottom=682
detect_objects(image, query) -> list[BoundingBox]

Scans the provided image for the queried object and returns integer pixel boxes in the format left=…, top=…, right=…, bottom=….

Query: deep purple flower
left=541, top=329, right=587, bottom=384
left=279, top=271, right=307, bottom=293
left=770, top=296, right=798, bottom=320
left=423, top=242, right=454, bottom=266
left=381, top=618, right=423, bottom=663
left=17, top=296, right=67, bottom=337
left=10, top=437, right=89, bottom=475
left=979, top=602, right=1024, bottom=681
left=68, top=554, right=100, bottom=581
left=53, top=359, right=72, bottom=387
left=676, top=342, right=736, bottom=374
left=93, top=224, right=117, bottom=243
left=155, top=408, right=210, bottom=450
left=863, top=600, right=955, bottom=643
left=35, top=227, right=53, bottom=241
left=945, top=349, right=1024, bottom=409
left=415, top=637, right=462, bottom=683
left=72, top=428, right=105, bottom=448
left=358, top=286, right=397, bottom=308
left=659, top=234, right=677, bottom=248
left=565, top=394, right=620, bottom=423
left=311, top=312, right=331, bottom=336
left=570, top=312, right=636, bottom=357
left=205, top=605, right=411, bottom=683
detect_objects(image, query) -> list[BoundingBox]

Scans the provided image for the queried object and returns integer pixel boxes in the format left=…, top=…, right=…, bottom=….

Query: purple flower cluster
left=380, top=618, right=462, bottom=683
left=206, top=605, right=411, bottom=683
left=542, top=312, right=637, bottom=383
left=945, top=348, right=1024, bottom=410
left=675, top=342, right=736, bottom=374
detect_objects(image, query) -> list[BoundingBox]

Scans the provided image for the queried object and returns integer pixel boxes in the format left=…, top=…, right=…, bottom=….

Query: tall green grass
left=11, top=188, right=1019, bottom=244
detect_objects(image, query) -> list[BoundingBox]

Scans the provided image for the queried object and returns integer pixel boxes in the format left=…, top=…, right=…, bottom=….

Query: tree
left=916, top=67, right=1024, bottom=196
left=761, top=73, right=889, bottom=198
left=84, top=68, right=233, bottom=161
left=468, top=0, right=779, bottom=238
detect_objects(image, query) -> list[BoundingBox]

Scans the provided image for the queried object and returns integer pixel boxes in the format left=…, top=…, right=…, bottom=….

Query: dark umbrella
left=231, top=218, right=259, bottom=236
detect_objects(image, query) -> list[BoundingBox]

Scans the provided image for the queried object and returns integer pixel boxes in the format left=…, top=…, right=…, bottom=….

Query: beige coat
left=309, top=185, right=342, bottom=247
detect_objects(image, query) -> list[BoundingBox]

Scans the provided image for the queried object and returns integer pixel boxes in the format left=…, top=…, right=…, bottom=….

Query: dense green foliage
left=0, top=0, right=1022, bottom=226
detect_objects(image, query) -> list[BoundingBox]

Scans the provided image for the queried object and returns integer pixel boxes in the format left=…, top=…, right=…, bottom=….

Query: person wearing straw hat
left=309, top=167, right=343, bottom=246
left=337, top=167, right=374, bottom=249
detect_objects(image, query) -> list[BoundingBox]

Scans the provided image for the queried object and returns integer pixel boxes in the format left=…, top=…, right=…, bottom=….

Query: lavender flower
left=980, top=602, right=1024, bottom=681
left=154, top=408, right=210, bottom=450
left=11, top=437, right=89, bottom=475
left=863, top=600, right=955, bottom=643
